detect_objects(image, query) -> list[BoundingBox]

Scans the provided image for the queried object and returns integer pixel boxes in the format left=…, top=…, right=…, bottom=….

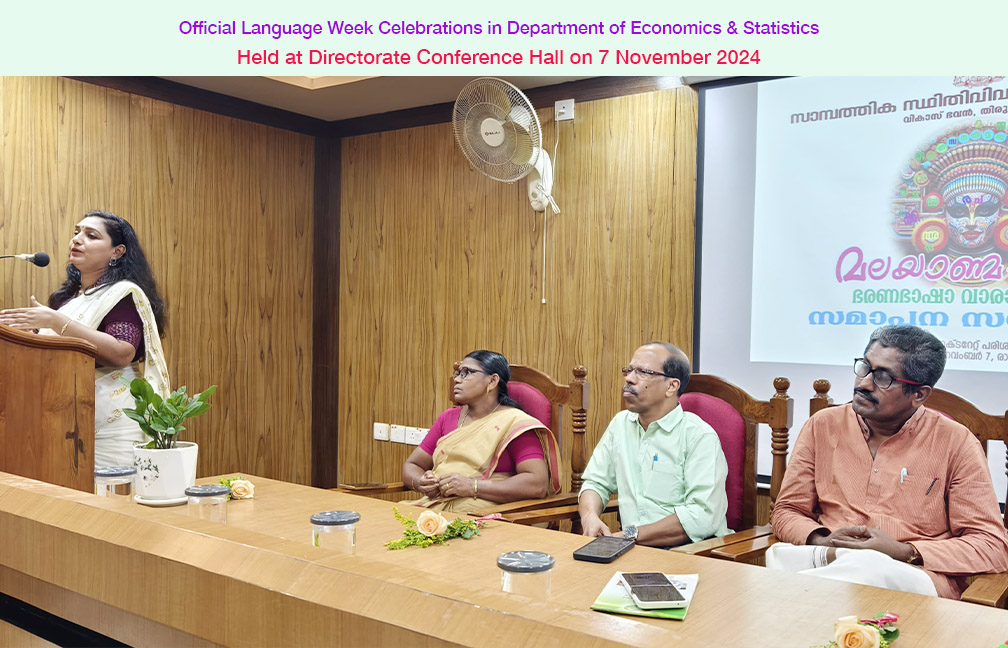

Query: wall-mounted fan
left=452, top=77, right=559, bottom=213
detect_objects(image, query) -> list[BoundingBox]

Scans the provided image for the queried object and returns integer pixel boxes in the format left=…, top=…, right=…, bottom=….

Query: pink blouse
left=418, top=407, right=545, bottom=474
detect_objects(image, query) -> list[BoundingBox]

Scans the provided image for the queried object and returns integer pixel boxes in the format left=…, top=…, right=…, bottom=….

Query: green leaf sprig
left=385, top=507, right=482, bottom=550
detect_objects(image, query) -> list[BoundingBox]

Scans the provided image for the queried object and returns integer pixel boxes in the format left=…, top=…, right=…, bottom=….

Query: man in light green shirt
left=578, top=342, right=730, bottom=547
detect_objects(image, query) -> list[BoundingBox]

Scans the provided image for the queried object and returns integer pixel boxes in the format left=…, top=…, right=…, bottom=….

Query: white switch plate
left=390, top=424, right=406, bottom=444
left=555, top=99, right=575, bottom=121
left=405, top=426, right=425, bottom=445
left=373, top=422, right=390, bottom=441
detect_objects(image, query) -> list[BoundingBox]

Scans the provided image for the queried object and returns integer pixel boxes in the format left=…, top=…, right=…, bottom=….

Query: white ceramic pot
left=132, top=442, right=198, bottom=500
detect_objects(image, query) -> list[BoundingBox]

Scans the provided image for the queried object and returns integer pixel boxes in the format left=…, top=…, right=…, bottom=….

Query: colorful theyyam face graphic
left=943, top=190, right=1001, bottom=249
left=893, top=122, right=1008, bottom=271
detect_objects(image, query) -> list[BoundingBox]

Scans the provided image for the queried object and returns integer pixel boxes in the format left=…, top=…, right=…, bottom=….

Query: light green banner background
left=1, top=0, right=1002, bottom=75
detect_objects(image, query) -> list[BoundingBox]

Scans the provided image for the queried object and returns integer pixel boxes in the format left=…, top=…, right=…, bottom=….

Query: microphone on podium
left=0, top=252, right=50, bottom=267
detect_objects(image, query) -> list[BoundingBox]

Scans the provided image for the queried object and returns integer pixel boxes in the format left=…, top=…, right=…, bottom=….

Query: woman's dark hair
left=48, top=210, right=166, bottom=336
left=465, top=350, right=522, bottom=410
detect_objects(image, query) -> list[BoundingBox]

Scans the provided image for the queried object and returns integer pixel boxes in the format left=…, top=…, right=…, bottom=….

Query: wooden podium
left=0, top=323, right=96, bottom=491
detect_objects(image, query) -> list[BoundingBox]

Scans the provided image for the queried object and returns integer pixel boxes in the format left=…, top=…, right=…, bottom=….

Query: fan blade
left=511, top=130, right=535, bottom=166
left=508, top=105, right=534, bottom=132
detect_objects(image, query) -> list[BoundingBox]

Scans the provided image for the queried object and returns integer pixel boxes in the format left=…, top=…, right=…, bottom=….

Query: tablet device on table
left=572, top=536, right=635, bottom=563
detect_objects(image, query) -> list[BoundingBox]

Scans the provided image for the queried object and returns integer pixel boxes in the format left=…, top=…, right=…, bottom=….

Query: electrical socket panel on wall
left=405, top=427, right=425, bottom=445
left=389, top=424, right=406, bottom=443
left=373, top=422, right=390, bottom=441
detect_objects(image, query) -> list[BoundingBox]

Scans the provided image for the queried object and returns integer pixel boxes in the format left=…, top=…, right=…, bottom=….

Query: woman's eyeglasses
left=453, top=367, right=488, bottom=380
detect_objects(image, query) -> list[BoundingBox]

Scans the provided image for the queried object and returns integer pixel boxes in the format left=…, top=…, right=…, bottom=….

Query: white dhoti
left=766, top=543, right=938, bottom=597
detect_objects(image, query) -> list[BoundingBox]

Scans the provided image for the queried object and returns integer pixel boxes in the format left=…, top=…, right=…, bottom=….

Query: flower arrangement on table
left=815, top=613, right=899, bottom=648
left=218, top=475, right=255, bottom=500
left=385, top=507, right=485, bottom=549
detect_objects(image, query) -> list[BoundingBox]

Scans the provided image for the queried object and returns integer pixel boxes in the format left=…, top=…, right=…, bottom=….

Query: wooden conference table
left=0, top=472, right=1005, bottom=647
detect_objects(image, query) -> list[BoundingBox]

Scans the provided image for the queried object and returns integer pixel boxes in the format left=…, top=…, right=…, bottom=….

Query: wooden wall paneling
left=72, top=76, right=329, bottom=138
left=632, top=90, right=680, bottom=347
left=1, top=77, right=12, bottom=286
left=338, top=134, right=376, bottom=481
left=329, top=77, right=684, bottom=139
left=423, top=126, right=454, bottom=419
left=0, top=77, right=315, bottom=484
left=1, top=79, right=47, bottom=308
left=264, top=124, right=312, bottom=483
left=187, top=108, right=236, bottom=475
left=672, top=89, right=699, bottom=351
left=32, top=78, right=59, bottom=258
left=550, top=103, right=591, bottom=460
left=55, top=78, right=81, bottom=228
left=311, top=136, right=341, bottom=487
left=583, top=94, right=635, bottom=420
left=189, top=107, right=220, bottom=462
left=242, top=116, right=270, bottom=477
left=337, top=87, right=699, bottom=486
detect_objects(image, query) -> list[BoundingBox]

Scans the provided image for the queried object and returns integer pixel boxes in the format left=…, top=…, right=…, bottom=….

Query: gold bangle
left=473, top=478, right=479, bottom=499
left=59, top=319, right=72, bottom=336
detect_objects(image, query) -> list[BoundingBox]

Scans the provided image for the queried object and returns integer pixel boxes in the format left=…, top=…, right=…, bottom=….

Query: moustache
left=623, top=386, right=637, bottom=396
left=854, top=388, right=877, bottom=404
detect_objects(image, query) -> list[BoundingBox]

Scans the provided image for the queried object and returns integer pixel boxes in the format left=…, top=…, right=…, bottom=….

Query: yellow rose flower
left=417, top=510, right=449, bottom=537
left=229, top=479, right=255, bottom=499
left=834, top=616, right=880, bottom=648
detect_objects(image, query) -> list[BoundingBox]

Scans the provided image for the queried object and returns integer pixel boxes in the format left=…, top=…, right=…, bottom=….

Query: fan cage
left=453, top=77, right=543, bottom=183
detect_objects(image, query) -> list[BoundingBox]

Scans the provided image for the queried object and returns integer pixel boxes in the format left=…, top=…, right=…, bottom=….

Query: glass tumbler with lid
left=94, top=466, right=136, bottom=501
left=185, top=484, right=230, bottom=523
left=311, top=511, right=360, bottom=554
left=498, top=550, right=554, bottom=599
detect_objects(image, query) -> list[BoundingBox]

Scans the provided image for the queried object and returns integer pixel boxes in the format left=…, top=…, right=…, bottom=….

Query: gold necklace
left=461, top=401, right=501, bottom=426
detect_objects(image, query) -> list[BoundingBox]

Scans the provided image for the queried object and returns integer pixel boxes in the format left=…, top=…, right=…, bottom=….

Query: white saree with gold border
left=40, top=281, right=170, bottom=467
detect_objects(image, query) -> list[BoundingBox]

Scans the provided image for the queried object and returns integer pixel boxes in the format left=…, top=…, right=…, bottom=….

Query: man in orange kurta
left=769, top=325, right=1008, bottom=598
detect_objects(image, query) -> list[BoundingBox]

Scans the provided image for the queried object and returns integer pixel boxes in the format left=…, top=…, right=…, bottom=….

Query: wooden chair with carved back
left=714, top=378, right=1008, bottom=607
left=337, top=363, right=590, bottom=521
left=503, top=374, right=795, bottom=552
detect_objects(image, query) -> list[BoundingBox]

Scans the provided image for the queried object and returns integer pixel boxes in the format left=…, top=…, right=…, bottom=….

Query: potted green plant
left=123, top=377, right=216, bottom=502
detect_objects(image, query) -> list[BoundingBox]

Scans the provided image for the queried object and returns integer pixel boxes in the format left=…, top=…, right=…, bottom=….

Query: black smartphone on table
left=572, top=535, right=635, bottom=563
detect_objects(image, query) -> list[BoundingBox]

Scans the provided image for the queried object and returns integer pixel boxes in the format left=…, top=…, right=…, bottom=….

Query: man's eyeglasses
left=853, top=358, right=923, bottom=390
left=621, top=365, right=672, bottom=379
left=453, top=367, right=488, bottom=380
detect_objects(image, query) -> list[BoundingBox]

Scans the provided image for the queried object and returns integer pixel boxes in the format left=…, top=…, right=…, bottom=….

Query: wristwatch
left=623, top=525, right=638, bottom=543
left=905, top=543, right=922, bottom=565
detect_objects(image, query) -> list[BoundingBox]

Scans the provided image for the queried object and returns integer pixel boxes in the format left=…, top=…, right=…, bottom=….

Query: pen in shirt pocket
left=925, top=477, right=938, bottom=495
left=652, top=454, right=658, bottom=470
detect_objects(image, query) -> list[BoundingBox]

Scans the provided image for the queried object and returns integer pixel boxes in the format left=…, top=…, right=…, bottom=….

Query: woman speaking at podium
left=0, top=210, right=169, bottom=467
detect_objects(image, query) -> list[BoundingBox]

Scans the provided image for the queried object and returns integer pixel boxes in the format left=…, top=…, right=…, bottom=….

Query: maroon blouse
left=98, top=297, right=144, bottom=363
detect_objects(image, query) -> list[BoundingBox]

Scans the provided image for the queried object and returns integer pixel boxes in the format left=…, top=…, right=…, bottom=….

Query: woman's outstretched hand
left=0, top=296, right=63, bottom=332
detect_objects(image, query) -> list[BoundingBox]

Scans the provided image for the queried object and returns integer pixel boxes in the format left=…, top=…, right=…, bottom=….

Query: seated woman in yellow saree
left=401, top=350, right=561, bottom=513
